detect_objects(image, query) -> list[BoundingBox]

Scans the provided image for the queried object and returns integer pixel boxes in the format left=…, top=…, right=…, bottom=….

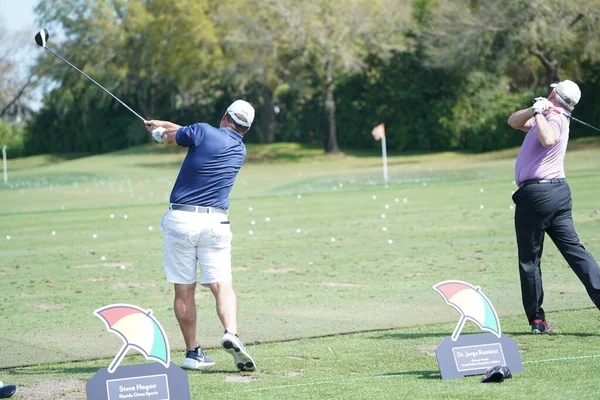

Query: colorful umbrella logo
left=94, top=304, right=170, bottom=373
left=433, top=281, right=501, bottom=341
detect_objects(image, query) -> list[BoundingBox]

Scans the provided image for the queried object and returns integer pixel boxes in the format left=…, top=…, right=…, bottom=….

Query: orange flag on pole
left=371, top=123, right=385, bottom=141
left=371, top=123, right=388, bottom=184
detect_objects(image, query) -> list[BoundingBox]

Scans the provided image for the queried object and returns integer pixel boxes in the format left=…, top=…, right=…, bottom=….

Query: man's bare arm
left=144, top=120, right=182, bottom=131
left=144, top=120, right=182, bottom=145
left=160, top=127, right=178, bottom=145
left=508, top=108, right=535, bottom=132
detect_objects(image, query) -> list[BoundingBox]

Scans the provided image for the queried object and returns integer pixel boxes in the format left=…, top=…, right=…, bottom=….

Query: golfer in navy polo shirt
left=144, top=100, right=256, bottom=372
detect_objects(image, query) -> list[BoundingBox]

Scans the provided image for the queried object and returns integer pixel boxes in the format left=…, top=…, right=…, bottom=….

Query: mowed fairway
left=1, top=140, right=599, bottom=399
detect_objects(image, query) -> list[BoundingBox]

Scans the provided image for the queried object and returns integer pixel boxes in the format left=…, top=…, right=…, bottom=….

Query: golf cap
left=550, top=80, right=581, bottom=107
left=227, top=100, right=255, bottom=128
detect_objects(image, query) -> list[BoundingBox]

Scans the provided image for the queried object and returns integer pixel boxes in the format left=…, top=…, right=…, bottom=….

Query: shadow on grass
left=185, top=369, right=241, bottom=375
left=369, top=332, right=448, bottom=340
left=4, top=363, right=244, bottom=376
left=502, top=330, right=600, bottom=338
left=373, top=330, right=600, bottom=340
left=7, top=152, right=92, bottom=172
left=4, top=365, right=100, bottom=376
left=378, top=370, right=441, bottom=380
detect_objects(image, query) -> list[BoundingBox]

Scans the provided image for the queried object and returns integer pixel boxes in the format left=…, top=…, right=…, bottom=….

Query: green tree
left=420, top=0, right=600, bottom=85
left=258, top=0, right=411, bottom=153
left=0, top=27, right=38, bottom=123
left=27, top=0, right=228, bottom=153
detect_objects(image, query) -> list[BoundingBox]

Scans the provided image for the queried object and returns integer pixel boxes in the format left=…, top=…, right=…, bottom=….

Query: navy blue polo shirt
left=169, top=123, right=246, bottom=210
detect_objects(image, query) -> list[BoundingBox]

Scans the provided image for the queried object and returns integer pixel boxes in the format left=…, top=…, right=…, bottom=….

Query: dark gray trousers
left=512, top=180, right=600, bottom=323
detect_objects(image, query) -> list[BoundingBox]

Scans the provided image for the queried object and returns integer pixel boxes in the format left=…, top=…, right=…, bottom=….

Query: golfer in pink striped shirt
left=508, top=80, right=600, bottom=334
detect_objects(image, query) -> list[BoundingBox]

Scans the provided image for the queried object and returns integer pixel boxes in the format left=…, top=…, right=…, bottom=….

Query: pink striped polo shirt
left=514, top=107, right=571, bottom=186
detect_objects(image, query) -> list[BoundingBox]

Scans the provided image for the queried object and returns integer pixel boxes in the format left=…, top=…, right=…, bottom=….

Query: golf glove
left=152, top=127, right=166, bottom=143
left=531, top=98, right=552, bottom=115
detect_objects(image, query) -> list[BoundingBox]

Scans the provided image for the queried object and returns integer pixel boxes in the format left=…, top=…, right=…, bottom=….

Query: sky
left=0, top=0, right=38, bottom=33
left=1, top=0, right=40, bottom=70
left=1, top=0, right=44, bottom=110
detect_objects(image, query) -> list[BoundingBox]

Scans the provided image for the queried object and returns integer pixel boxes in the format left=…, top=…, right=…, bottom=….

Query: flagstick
left=108, top=343, right=130, bottom=373
left=451, top=315, right=467, bottom=341
left=381, top=135, right=388, bottom=184
left=2, top=145, right=7, bottom=184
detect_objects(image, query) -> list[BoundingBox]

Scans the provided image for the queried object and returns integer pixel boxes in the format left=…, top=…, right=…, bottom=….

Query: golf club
left=34, top=29, right=146, bottom=122
left=568, top=115, right=600, bottom=134
left=0, top=384, right=16, bottom=399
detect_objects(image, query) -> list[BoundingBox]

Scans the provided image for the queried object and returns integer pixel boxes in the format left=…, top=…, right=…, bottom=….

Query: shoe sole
left=531, top=328, right=555, bottom=334
left=222, top=337, right=256, bottom=372
left=181, top=358, right=215, bottom=369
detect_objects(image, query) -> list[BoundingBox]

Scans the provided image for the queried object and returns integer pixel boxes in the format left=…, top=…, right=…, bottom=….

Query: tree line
left=2, top=0, right=600, bottom=157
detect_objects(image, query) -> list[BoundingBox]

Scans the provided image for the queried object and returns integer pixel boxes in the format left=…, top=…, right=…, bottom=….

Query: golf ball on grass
left=0, top=381, right=3, bottom=387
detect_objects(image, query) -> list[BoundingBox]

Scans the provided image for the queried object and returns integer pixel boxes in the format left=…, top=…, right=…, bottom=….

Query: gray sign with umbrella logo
left=433, top=281, right=523, bottom=380
left=86, top=304, right=190, bottom=399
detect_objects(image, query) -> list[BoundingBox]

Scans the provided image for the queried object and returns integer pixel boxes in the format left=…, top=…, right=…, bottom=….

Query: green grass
left=4, top=309, right=600, bottom=399
left=1, top=139, right=600, bottom=399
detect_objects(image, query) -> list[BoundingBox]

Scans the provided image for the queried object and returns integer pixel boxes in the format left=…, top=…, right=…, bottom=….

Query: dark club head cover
left=0, top=384, right=17, bottom=398
left=480, top=365, right=512, bottom=383
left=34, top=29, right=50, bottom=47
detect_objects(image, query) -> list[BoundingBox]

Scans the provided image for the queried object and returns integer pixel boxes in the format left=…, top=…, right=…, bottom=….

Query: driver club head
left=34, top=29, right=49, bottom=48
left=0, top=384, right=16, bottom=398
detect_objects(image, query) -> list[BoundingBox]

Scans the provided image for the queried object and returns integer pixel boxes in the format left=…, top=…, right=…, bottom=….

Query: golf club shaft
left=568, top=115, right=600, bottom=134
left=44, top=47, right=145, bottom=122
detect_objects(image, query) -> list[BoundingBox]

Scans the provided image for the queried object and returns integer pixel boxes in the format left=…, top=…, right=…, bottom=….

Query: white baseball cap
left=550, top=80, right=581, bottom=107
left=227, top=100, right=255, bottom=127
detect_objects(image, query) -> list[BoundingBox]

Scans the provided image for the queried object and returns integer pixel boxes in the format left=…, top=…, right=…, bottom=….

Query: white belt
left=169, top=203, right=227, bottom=214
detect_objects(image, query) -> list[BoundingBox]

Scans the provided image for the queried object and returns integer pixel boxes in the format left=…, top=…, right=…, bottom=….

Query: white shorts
left=160, top=209, right=232, bottom=286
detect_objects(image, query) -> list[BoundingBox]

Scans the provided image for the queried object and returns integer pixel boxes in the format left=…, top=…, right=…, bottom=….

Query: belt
left=519, top=178, right=565, bottom=188
left=169, top=203, right=227, bottom=214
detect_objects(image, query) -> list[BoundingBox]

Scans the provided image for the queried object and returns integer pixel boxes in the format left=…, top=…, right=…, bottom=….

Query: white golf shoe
left=221, top=331, right=256, bottom=372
